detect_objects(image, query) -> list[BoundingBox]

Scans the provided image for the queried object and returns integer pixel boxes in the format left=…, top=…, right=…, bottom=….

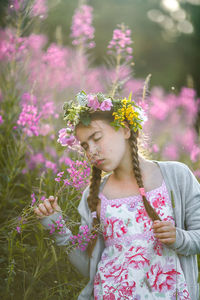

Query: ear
left=123, top=122, right=131, bottom=139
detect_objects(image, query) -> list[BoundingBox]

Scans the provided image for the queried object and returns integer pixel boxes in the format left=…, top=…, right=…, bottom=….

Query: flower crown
left=63, top=91, right=147, bottom=132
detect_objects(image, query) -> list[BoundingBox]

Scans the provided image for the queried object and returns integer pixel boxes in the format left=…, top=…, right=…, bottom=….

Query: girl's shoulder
left=154, top=159, right=192, bottom=176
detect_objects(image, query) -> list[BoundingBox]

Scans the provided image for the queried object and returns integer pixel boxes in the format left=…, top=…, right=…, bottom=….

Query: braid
left=129, top=130, right=161, bottom=221
left=86, top=165, right=102, bottom=257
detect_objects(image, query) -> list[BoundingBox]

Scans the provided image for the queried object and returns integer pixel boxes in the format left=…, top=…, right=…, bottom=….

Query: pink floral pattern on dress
left=94, top=180, right=191, bottom=299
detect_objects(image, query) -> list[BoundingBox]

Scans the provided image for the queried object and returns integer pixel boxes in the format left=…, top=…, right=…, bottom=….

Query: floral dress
left=93, top=179, right=191, bottom=300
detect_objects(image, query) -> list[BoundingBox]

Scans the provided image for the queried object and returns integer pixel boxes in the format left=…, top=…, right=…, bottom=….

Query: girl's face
left=75, top=119, right=131, bottom=172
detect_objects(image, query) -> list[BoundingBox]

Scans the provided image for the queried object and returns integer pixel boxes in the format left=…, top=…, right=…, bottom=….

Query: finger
left=43, top=199, right=54, bottom=214
left=155, top=231, right=174, bottom=239
left=153, top=221, right=172, bottom=228
left=51, top=197, right=61, bottom=211
left=38, top=203, right=49, bottom=216
left=34, top=207, right=45, bottom=218
left=154, top=225, right=174, bottom=233
left=159, top=238, right=176, bottom=245
left=48, top=195, right=55, bottom=201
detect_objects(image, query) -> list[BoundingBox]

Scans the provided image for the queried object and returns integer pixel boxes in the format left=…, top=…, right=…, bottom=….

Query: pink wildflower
left=39, top=124, right=52, bottom=136
left=9, top=0, right=24, bottom=11
left=100, top=98, right=113, bottom=111
left=62, top=160, right=90, bottom=190
left=17, top=104, right=41, bottom=137
left=21, top=93, right=37, bottom=105
left=48, top=216, right=66, bottom=235
left=57, top=128, right=77, bottom=147
left=152, top=144, right=159, bottom=153
left=28, top=153, right=45, bottom=169
left=71, top=4, right=95, bottom=48
left=0, top=115, right=3, bottom=124
left=190, top=146, right=200, bottom=162
left=45, top=160, right=57, bottom=173
left=16, top=226, right=21, bottom=234
left=70, top=225, right=96, bottom=251
left=59, top=156, right=73, bottom=166
left=43, top=44, right=68, bottom=69
left=87, top=94, right=100, bottom=111
left=163, top=144, right=179, bottom=160
left=31, top=0, right=48, bottom=19
left=108, top=24, right=133, bottom=61
left=31, top=193, right=36, bottom=206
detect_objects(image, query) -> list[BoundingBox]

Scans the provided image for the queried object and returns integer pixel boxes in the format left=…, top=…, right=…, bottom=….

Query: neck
left=112, top=153, right=149, bottom=182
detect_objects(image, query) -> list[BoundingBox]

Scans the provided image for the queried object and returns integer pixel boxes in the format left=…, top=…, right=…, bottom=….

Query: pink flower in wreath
left=100, top=98, right=113, bottom=111
left=87, top=94, right=100, bottom=110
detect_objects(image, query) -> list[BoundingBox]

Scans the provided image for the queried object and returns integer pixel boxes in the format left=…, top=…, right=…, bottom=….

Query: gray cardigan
left=41, top=160, right=200, bottom=300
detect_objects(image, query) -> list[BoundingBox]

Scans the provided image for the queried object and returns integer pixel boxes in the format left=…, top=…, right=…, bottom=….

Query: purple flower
left=48, top=216, right=66, bottom=235
left=31, top=193, right=36, bottom=206
left=0, top=115, right=3, bottom=124
left=57, top=128, right=77, bottom=147
left=100, top=98, right=113, bottom=111
left=17, top=104, right=41, bottom=137
left=21, top=93, right=37, bottom=105
left=16, top=226, right=21, bottom=234
left=71, top=4, right=95, bottom=49
left=87, top=94, right=100, bottom=111
left=39, top=124, right=52, bottom=136
left=61, top=160, right=90, bottom=190
left=31, top=0, right=48, bottom=19
left=45, top=160, right=57, bottom=173
left=107, top=24, right=133, bottom=61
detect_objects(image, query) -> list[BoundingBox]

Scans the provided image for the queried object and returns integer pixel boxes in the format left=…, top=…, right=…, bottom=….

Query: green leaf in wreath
left=76, top=91, right=87, bottom=106
left=80, top=112, right=91, bottom=126
left=97, top=92, right=106, bottom=103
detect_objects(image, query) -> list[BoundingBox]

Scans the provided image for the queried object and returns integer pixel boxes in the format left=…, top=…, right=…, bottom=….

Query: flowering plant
left=69, top=225, right=97, bottom=251
left=63, top=90, right=147, bottom=133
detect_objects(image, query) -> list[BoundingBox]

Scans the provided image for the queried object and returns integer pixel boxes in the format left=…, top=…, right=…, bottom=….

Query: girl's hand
left=152, top=220, right=176, bottom=245
left=34, top=196, right=61, bottom=218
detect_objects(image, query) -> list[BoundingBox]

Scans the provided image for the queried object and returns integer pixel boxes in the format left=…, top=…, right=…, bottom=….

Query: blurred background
left=1, top=0, right=200, bottom=96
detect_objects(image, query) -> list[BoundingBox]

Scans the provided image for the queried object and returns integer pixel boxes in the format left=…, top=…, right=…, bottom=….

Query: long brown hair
left=77, top=111, right=161, bottom=257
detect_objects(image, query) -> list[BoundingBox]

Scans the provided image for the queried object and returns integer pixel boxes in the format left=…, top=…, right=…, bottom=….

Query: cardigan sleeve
left=39, top=187, right=90, bottom=278
left=167, top=164, right=200, bottom=256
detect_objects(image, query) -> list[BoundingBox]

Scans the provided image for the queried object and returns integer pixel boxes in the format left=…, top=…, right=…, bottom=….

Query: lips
left=96, top=159, right=105, bottom=165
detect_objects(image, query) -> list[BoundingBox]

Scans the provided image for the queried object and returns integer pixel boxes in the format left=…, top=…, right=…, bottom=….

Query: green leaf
left=97, top=92, right=106, bottom=103
left=76, top=91, right=87, bottom=106
left=170, top=190, right=175, bottom=208
left=80, top=112, right=91, bottom=126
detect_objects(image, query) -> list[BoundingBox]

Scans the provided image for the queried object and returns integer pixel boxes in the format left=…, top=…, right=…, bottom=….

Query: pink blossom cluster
left=55, top=160, right=90, bottom=190
left=43, top=44, right=68, bottom=69
left=48, top=216, right=66, bottom=235
left=57, top=128, right=77, bottom=147
left=31, top=193, right=36, bottom=206
left=108, top=24, right=133, bottom=61
left=31, top=0, right=48, bottom=19
left=71, top=4, right=95, bottom=48
left=69, top=225, right=97, bottom=251
left=45, top=160, right=57, bottom=173
left=17, top=104, right=41, bottom=137
left=87, top=94, right=113, bottom=111
left=21, top=92, right=37, bottom=105
left=0, top=29, right=27, bottom=61
left=9, top=0, right=24, bottom=11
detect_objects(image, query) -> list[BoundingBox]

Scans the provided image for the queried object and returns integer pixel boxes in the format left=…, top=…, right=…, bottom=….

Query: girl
left=34, top=91, right=200, bottom=300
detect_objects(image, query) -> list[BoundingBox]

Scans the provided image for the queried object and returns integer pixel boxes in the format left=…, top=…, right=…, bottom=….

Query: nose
left=86, top=143, right=99, bottom=160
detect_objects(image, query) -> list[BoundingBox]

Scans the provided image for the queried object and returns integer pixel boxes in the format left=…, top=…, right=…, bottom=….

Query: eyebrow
left=80, top=131, right=101, bottom=147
